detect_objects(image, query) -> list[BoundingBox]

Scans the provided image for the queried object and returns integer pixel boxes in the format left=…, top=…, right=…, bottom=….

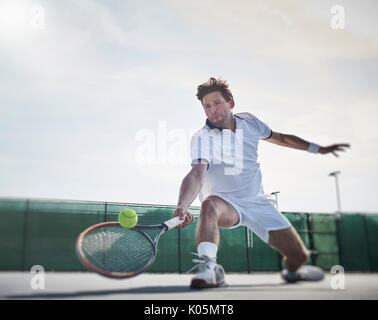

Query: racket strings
left=81, top=226, right=154, bottom=274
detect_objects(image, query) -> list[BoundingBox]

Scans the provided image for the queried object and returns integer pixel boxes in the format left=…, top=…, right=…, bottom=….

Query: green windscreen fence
left=0, top=200, right=28, bottom=270
left=218, top=227, right=249, bottom=272
left=309, top=214, right=340, bottom=270
left=365, top=215, right=378, bottom=271
left=337, top=214, right=372, bottom=271
left=0, top=198, right=377, bottom=272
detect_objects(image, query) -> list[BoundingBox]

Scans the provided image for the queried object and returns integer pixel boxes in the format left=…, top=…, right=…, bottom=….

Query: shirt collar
left=206, top=118, right=223, bottom=131
left=205, top=115, right=242, bottom=132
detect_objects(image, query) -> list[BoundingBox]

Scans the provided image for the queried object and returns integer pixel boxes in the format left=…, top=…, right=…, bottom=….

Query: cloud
left=1, top=0, right=377, bottom=212
left=164, top=0, right=378, bottom=61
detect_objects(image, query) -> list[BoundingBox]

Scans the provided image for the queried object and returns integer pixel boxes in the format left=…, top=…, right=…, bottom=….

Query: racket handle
left=163, top=216, right=186, bottom=230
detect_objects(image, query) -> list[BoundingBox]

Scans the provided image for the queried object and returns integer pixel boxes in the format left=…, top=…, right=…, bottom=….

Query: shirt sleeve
left=236, top=112, right=272, bottom=140
left=253, top=115, right=272, bottom=140
left=190, top=133, right=211, bottom=166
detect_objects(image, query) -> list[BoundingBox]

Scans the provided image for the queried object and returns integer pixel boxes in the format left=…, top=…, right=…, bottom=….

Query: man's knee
left=288, top=249, right=310, bottom=265
left=200, top=197, right=219, bottom=220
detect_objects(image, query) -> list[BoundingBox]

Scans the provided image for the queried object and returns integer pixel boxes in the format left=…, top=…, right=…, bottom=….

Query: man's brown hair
left=196, top=77, right=234, bottom=105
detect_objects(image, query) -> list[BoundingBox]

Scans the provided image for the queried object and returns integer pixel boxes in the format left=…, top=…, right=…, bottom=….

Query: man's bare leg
left=268, top=226, right=310, bottom=272
left=190, top=195, right=239, bottom=288
left=195, top=195, right=240, bottom=246
left=268, top=226, right=325, bottom=282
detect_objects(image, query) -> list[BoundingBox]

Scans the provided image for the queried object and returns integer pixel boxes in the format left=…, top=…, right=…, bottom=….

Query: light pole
left=329, top=171, right=342, bottom=217
left=270, top=191, right=280, bottom=210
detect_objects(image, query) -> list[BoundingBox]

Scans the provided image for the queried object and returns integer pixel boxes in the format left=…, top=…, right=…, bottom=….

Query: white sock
left=197, top=242, right=218, bottom=269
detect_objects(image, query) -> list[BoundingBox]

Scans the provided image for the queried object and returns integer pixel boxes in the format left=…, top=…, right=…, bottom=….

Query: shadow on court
left=7, top=285, right=190, bottom=299
left=7, top=282, right=297, bottom=299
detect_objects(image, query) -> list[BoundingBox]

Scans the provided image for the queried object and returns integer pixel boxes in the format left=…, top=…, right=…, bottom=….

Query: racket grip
left=163, top=216, right=186, bottom=230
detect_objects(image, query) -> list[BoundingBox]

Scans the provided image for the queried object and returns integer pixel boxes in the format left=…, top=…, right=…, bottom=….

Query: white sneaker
left=281, top=265, right=324, bottom=283
left=188, top=254, right=227, bottom=289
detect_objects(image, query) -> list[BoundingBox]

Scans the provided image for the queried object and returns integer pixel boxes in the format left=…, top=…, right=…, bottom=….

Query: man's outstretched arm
left=265, top=131, right=351, bottom=157
left=172, top=161, right=208, bottom=228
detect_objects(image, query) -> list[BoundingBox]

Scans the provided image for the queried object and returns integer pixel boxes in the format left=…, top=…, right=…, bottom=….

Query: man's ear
left=229, top=99, right=235, bottom=109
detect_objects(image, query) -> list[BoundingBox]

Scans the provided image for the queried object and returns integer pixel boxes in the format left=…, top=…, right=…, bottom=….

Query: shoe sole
left=190, top=279, right=227, bottom=289
left=282, top=274, right=325, bottom=283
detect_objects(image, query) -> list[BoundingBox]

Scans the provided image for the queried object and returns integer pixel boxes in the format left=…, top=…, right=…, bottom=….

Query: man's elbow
left=186, top=165, right=206, bottom=184
left=269, top=132, right=287, bottom=146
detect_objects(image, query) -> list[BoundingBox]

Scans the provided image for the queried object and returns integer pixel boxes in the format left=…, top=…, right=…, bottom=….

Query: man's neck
left=224, top=113, right=236, bottom=132
left=206, top=113, right=236, bottom=132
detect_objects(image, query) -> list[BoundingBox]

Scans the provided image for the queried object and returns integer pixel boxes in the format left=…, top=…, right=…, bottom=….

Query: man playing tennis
left=172, top=77, right=350, bottom=289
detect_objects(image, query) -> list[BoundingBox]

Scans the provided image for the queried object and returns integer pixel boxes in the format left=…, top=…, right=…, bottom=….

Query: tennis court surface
left=1, top=272, right=377, bottom=300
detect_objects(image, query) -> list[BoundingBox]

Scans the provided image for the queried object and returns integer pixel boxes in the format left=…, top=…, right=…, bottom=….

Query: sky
left=0, top=0, right=377, bottom=214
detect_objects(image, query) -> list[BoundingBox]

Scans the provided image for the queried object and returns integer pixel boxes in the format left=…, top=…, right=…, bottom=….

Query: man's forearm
left=177, top=173, right=203, bottom=209
left=281, top=134, right=312, bottom=151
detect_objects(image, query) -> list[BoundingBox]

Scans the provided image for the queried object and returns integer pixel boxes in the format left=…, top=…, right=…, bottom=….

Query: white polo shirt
left=190, top=112, right=273, bottom=206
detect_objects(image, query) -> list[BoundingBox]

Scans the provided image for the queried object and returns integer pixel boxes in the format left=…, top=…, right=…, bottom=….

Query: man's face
left=202, top=91, right=234, bottom=127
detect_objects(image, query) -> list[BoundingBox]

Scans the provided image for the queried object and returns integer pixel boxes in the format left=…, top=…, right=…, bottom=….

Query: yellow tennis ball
left=118, top=208, right=138, bottom=228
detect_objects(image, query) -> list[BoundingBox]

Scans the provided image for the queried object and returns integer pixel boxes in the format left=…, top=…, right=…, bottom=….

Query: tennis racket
left=76, top=215, right=185, bottom=279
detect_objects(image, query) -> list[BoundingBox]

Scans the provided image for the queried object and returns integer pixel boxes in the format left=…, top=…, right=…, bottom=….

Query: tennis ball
left=118, top=208, right=138, bottom=228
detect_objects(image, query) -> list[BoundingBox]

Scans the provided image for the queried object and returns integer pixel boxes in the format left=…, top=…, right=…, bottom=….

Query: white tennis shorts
left=213, top=194, right=291, bottom=243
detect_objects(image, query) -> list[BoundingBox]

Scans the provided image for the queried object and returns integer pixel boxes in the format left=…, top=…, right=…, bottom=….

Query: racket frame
left=76, top=221, right=168, bottom=279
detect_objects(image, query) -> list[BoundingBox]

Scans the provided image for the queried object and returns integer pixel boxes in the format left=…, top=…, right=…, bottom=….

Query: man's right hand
left=172, top=205, right=194, bottom=229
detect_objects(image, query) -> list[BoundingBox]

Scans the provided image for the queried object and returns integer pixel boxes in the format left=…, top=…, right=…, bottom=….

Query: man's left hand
left=319, top=143, right=351, bottom=157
